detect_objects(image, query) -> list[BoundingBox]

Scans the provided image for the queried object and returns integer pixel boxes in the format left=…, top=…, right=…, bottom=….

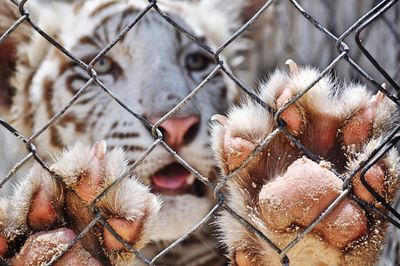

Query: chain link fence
left=0, top=0, right=399, bottom=265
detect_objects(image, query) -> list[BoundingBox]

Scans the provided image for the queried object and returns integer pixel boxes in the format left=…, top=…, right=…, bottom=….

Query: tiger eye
left=94, top=57, right=113, bottom=75
left=185, top=52, right=212, bottom=72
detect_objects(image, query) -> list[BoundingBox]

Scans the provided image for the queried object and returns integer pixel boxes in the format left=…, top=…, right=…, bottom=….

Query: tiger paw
left=11, top=228, right=102, bottom=266
left=0, top=141, right=161, bottom=265
left=212, top=60, right=399, bottom=265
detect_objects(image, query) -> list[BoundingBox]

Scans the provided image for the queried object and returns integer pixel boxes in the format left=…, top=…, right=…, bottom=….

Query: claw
left=285, top=59, right=299, bottom=77
left=91, top=140, right=107, bottom=160
left=211, top=114, right=228, bottom=127
left=369, top=90, right=385, bottom=106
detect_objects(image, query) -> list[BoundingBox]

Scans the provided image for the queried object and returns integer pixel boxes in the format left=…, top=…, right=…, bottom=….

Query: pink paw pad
left=259, top=158, right=367, bottom=248
left=103, top=218, right=144, bottom=251
left=353, top=164, right=386, bottom=203
left=11, top=228, right=101, bottom=266
left=74, top=141, right=106, bottom=203
left=0, top=234, right=8, bottom=257
left=224, top=133, right=256, bottom=171
left=234, top=250, right=254, bottom=266
left=27, top=187, right=60, bottom=231
left=276, top=88, right=303, bottom=136
left=343, top=91, right=384, bottom=148
left=213, top=114, right=256, bottom=172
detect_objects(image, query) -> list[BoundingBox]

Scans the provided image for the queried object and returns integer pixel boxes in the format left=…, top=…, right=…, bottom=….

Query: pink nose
left=150, top=115, right=200, bottom=150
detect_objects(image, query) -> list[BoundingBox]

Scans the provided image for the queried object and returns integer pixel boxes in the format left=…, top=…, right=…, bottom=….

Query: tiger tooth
left=186, top=174, right=196, bottom=186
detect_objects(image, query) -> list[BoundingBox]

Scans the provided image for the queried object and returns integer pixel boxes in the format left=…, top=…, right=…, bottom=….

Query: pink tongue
left=152, top=164, right=190, bottom=190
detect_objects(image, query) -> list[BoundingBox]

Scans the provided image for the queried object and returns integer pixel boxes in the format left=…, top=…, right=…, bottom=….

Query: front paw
left=0, top=141, right=161, bottom=265
left=212, top=60, right=399, bottom=265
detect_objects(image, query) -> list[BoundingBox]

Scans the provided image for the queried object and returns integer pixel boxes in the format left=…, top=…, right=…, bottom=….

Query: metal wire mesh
left=0, top=0, right=399, bottom=265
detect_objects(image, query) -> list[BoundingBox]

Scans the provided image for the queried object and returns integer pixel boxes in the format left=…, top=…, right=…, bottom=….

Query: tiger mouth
left=150, top=163, right=205, bottom=196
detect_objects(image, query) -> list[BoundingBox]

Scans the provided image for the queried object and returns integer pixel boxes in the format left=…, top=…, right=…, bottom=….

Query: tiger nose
left=150, top=115, right=200, bottom=150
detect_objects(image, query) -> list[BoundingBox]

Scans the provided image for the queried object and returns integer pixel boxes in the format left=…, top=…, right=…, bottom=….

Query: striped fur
left=0, top=0, right=260, bottom=264
left=2, top=0, right=398, bottom=265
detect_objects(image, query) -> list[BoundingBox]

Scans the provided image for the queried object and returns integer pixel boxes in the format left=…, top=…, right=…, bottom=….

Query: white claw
left=369, top=88, right=385, bottom=103
left=376, top=90, right=385, bottom=102
left=285, top=59, right=299, bottom=77
left=92, top=140, right=107, bottom=159
left=211, top=114, right=228, bottom=126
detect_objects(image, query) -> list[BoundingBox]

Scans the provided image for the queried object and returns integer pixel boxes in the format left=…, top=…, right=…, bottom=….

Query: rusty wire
left=0, top=0, right=399, bottom=265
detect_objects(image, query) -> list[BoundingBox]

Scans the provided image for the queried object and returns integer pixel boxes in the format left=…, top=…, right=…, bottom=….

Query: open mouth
left=150, top=163, right=203, bottom=196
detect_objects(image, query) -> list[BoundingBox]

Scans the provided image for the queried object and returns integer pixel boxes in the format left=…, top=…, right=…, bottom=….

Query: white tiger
left=1, top=0, right=399, bottom=265
left=0, top=0, right=262, bottom=264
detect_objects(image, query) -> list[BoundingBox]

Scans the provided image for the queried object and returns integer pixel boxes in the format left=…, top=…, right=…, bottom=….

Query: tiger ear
left=238, top=0, right=274, bottom=43
left=199, top=0, right=270, bottom=28
left=240, top=0, right=268, bottom=22
left=0, top=0, right=31, bottom=109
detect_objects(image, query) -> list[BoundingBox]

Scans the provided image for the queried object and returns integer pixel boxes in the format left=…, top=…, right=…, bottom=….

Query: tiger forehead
left=78, top=0, right=155, bottom=21
left=76, top=0, right=191, bottom=19
left=73, top=6, right=191, bottom=53
left=75, top=0, right=205, bottom=41
left=92, top=8, right=170, bottom=42
left=89, top=0, right=121, bottom=17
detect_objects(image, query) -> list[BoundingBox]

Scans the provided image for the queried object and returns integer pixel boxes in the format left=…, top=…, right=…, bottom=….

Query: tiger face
left=0, top=0, right=259, bottom=242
